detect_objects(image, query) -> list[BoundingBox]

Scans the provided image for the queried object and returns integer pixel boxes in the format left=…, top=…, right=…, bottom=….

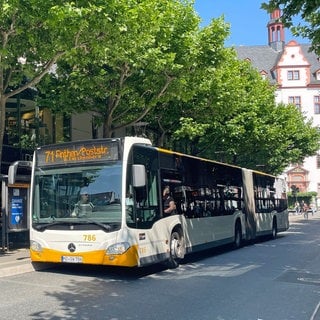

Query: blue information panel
left=8, top=187, right=28, bottom=230
left=11, top=197, right=23, bottom=225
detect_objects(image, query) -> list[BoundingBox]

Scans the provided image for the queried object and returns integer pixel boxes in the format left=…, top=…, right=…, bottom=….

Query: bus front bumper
left=30, top=244, right=140, bottom=267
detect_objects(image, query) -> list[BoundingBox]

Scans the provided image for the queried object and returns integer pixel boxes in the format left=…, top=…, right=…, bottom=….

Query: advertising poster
left=11, top=197, right=23, bottom=225
left=8, top=187, right=28, bottom=230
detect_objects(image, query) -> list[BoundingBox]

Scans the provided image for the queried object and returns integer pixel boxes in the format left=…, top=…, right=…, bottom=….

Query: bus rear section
left=242, top=169, right=289, bottom=241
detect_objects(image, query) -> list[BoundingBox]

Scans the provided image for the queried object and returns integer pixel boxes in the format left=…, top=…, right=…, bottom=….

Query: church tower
left=267, top=8, right=285, bottom=51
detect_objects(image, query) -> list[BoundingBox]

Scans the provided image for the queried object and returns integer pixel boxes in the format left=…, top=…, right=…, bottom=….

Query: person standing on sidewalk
left=301, top=201, right=308, bottom=219
left=294, top=201, right=300, bottom=215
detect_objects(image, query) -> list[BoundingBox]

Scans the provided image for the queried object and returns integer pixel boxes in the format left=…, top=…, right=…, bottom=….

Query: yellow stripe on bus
left=156, top=147, right=245, bottom=170
left=30, top=245, right=140, bottom=267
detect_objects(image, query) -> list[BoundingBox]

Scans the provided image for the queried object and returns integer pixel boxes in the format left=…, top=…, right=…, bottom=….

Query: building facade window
left=292, top=175, right=303, bottom=182
left=288, top=96, right=301, bottom=110
left=287, top=70, right=300, bottom=80
left=314, top=96, right=320, bottom=114
left=316, top=153, right=320, bottom=169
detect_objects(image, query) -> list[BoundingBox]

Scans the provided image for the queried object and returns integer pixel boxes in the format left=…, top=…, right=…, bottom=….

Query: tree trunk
left=103, top=114, right=113, bottom=138
left=0, top=95, right=7, bottom=173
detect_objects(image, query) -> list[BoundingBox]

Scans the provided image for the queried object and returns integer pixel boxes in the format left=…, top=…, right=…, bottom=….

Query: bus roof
left=155, top=146, right=277, bottom=179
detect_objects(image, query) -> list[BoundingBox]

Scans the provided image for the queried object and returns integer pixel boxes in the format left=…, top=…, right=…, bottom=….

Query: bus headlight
left=30, top=240, right=43, bottom=252
left=106, top=242, right=130, bottom=255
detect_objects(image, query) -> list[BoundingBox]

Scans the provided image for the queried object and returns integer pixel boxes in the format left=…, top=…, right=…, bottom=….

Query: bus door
left=242, top=168, right=256, bottom=240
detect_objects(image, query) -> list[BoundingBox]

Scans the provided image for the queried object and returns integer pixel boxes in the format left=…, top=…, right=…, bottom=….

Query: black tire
left=234, top=222, right=242, bottom=249
left=271, top=219, right=277, bottom=239
left=166, top=230, right=185, bottom=269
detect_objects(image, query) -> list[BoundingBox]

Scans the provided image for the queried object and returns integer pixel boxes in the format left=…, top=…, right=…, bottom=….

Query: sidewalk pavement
left=288, top=210, right=320, bottom=222
left=0, top=247, right=34, bottom=278
left=0, top=247, right=54, bottom=278
left=0, top=212, right=319, bottom=278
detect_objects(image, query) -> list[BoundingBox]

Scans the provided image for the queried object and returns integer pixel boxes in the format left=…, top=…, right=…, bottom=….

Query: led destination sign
left=36, top=140, right=120, bottom=166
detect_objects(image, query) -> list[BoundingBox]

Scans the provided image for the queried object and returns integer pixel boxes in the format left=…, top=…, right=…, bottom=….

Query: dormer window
left=260, top=70, right=268, bottom=80
left=316, top=71, right=320, bottom=81
left=287, top=70, right=300, bottom=80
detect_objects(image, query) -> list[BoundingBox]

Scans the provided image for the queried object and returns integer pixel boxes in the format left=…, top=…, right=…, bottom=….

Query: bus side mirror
left=8, top=162, right=18, bottom=185
left=132, top=164, right=146, bottom=188
left=8, top=161, right=32, bottom=185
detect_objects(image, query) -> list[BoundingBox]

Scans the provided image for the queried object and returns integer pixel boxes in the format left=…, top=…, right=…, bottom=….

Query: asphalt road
left=0, top=215, right=319, bottom=320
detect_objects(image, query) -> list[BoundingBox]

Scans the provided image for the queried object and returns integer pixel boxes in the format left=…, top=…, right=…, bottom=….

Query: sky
left=193, top=0, right=307, bottom=47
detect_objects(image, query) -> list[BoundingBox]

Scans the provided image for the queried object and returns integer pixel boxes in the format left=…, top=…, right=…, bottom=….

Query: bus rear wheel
left=166, top=230, right=185, bottom=269
left=271, top=219, right=277, bottom=239
left=234, top=222, right=242, bottom=249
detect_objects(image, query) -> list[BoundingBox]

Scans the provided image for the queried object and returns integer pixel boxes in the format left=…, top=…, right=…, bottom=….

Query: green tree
left=13, top=0, right=318, bottom=177
left=0, top=0, right=104, bottom=170
left=39, top=0, right=203, bottom=138
left=172, top=53, right=320, bottom=175
left=144, top=16, right=231, bottom=148
left=261, top=0, right=320, bottom=55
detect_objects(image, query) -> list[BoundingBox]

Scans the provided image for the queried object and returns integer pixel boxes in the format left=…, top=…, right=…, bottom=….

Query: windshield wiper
left=33, top=219, right=116, bottom=233
left=33, top=221, right=67, bottom=232
left=74, top=219, right=113, bottom=232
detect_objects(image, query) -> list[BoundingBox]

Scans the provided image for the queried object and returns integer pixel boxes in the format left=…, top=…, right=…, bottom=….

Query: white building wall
left=275, top=82, right=320, bottom=194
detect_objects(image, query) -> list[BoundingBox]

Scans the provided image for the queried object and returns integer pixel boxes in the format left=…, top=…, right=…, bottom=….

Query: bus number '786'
left=83, top=234, right=96, bottom=241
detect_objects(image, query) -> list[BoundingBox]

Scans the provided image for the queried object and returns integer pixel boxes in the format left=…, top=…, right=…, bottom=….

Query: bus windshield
left=32, top=162, right=122, bottom=226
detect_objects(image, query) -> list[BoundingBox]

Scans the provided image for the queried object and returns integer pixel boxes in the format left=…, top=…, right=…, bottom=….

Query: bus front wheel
left=166, top=230, right=185, bottom=269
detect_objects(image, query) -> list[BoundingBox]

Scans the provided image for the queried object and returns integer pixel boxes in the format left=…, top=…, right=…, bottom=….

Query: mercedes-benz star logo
left=68, top=243, right=76, bottom=253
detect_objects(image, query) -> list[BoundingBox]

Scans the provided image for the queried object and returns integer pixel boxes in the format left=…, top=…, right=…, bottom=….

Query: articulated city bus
left=24, top=137, right=288, bottom=268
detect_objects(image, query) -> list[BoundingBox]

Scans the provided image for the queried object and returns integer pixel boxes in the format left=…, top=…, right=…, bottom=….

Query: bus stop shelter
left=1, top=161, right=31, bottom=251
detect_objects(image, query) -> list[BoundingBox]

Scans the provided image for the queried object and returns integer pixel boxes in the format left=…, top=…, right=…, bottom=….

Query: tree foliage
left=1, top=0, right=319, bottom=177
left=38, top=0, right=203, bottom=138
left=143, top=16, right=230, bottom=147
left=172, top=54, right=320, bottom=175
left=0, top=0, right=105, bottom=169
left=261, top=0, right=320, bottom=55
left=38, top=2, right=320, bottom=175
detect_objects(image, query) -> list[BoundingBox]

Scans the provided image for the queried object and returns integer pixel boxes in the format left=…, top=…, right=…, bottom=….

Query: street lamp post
left=133, top=122, right=148, bottom=137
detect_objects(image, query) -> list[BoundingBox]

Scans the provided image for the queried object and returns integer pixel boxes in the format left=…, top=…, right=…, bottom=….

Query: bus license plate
left=61, top=256, right=83, bottom=263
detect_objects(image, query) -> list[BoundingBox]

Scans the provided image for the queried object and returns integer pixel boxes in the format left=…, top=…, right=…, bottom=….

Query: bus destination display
left=36, top=140, right=120, bottom=166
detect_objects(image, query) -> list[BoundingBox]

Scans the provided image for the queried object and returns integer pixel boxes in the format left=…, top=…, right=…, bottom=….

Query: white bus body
left=29, top=137, right=289, bottom=268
